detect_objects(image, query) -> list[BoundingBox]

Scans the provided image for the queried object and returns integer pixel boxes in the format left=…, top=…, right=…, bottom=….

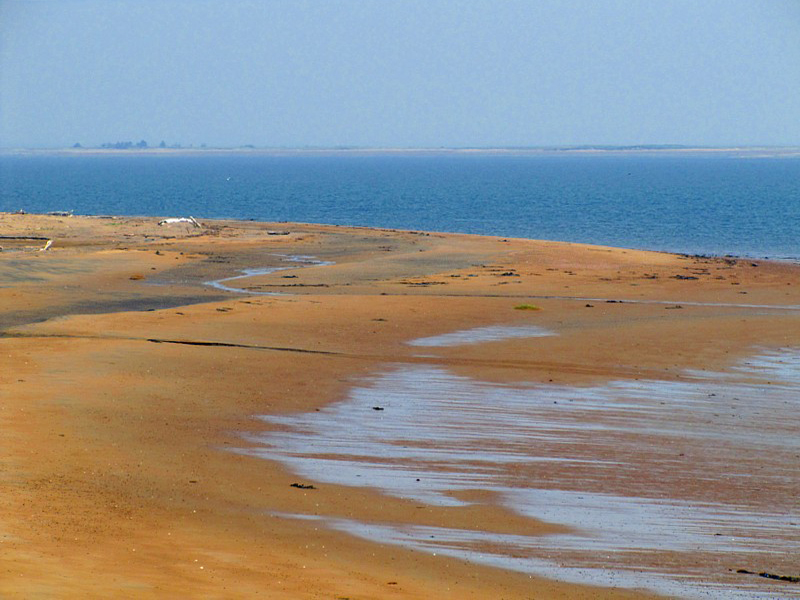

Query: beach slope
left=1, top=214, right=798, bottom=598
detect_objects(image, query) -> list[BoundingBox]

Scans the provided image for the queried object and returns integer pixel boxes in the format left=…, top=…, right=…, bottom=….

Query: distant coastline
left=2, top=145, right=800, bottom=158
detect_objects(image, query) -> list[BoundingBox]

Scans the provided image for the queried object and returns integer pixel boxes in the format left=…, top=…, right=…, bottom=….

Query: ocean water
left=1, top=152, right=798, bottom=259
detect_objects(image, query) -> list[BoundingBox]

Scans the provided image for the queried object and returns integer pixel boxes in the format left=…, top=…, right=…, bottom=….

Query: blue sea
left=1, top=152, right=798, bottom=259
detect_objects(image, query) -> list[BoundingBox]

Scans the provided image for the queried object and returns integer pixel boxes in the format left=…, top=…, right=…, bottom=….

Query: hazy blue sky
left=1, top=0, right=799, bottom=148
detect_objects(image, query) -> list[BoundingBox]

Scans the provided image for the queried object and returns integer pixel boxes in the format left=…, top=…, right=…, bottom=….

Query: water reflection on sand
left=205, top=254, right=333, bottom=294
left=242, top=328, right=800, bottom=599
left=407, top=324, right=555, bottom=347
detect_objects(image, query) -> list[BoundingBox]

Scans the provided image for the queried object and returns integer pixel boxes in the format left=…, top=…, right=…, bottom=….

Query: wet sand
left=1, top=213, right=798, bottom=598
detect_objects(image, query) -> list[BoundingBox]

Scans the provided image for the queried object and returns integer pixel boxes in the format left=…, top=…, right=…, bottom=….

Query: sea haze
left=1, top=153, right=798, bottom=259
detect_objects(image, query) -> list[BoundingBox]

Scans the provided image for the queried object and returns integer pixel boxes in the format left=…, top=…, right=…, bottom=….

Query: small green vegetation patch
left=514, top=304, right=540, bottom=311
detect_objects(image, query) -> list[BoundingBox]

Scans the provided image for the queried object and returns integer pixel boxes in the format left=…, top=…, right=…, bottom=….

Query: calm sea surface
left=1, top=153, right=798, bottom=259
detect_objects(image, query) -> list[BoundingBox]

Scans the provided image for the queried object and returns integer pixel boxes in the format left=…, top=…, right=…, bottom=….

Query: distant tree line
left=73, top=140, right=185, bottom=149
left=98, top=140, right=150, bottom=149
left=71, top=140, right=247, bottom=150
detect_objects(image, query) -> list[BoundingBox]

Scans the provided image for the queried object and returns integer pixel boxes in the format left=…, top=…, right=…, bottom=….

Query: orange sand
left=1, top=214, right=798, bottom=598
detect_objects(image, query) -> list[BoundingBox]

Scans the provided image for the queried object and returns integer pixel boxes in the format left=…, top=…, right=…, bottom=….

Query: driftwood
left=0, top=236, right=53, bottom=251
left=158, top=216, right=201, bottom=228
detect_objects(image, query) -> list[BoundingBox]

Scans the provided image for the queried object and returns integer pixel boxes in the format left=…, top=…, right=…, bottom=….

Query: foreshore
left=1, top=213, right=798, bottom=598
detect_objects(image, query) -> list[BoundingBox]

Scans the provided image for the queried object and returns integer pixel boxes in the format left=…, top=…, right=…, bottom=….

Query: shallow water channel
left=204, top=254, right=333, bottom=294
left=241, top=324, right=800, bottom=599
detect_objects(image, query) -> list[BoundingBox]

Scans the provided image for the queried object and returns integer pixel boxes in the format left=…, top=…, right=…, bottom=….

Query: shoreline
left=3, top=211, right=798, bottom=264
left=1, top=214, right=798, bottom=598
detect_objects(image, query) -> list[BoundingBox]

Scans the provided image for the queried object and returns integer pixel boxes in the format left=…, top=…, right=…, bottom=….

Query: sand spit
left=1, top=213, right=799, bottom=599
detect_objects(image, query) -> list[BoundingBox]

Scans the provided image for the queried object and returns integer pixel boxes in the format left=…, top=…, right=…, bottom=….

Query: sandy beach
left=1, top=213, right=798, bottom=598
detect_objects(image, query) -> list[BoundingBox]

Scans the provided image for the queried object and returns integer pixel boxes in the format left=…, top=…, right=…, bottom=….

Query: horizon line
left=2, top=144, right=800, bottom=153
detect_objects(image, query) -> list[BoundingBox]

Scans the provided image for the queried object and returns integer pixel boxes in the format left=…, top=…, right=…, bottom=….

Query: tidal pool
left=242, top=332, right=800, bottom=599
left=407, top=324, right=555, bottom=347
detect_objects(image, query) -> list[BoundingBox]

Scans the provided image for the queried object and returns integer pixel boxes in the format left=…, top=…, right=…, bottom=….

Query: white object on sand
left=158, top=216, right=201, bottom=228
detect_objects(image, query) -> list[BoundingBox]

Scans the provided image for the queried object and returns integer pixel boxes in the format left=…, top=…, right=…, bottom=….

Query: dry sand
left=1, top=214, right=798, bottom=598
